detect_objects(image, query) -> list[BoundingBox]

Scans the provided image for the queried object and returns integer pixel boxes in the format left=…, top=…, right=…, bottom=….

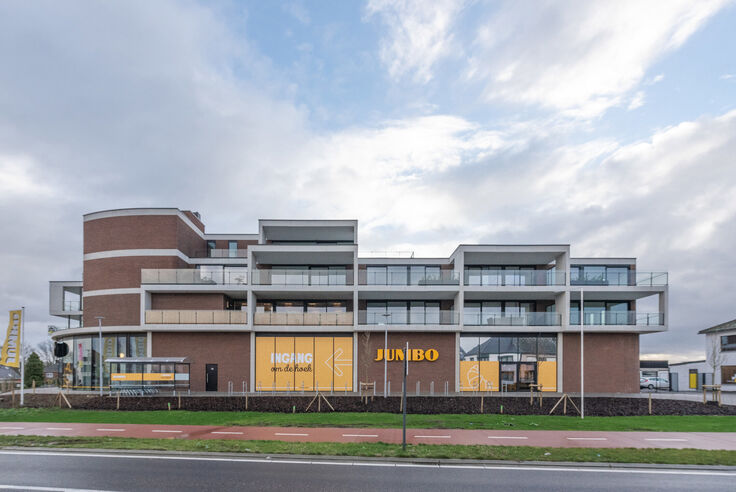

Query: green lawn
left=0, top=435, right=733, bottom=465
left=1, top=408, right=735, bottom=432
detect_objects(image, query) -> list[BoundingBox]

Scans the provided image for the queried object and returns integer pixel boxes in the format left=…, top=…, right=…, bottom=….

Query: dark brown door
left=206, top=364, right=218, bottom=391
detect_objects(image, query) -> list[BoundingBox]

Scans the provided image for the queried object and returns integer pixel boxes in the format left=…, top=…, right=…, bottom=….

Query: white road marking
left=0, top=427, right=24, bottom=430
left=0, top=485, right=117, bottom=492
left=96, top=428, right=125, bottom=432
left=0, top=450, right=733, bottom=476
left=413, top=435, right=451, bottom=439
left=488, top=436, right=528, bottom=440
left=211, top=431, right=244, bottom=435
left=152, top=430, right=182, bottom=433
left=274, top=432, right=309, bottom=436
left=566, top=437, right=607, bottom=441
left=45, top=427, right=73, bottom=431
left=644, top=438, right=688, bottom=442
left=342, top=434, right=379, bottom=438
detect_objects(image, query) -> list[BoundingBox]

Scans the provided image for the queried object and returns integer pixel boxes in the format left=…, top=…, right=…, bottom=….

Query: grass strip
left=1, top=408, right=736, bottom=432
left=0, top=435, right=734, bottom=466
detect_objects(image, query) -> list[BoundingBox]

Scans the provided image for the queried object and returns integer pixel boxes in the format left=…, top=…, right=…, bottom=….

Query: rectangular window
left=721, top=366, right=736, bottom=384
left=722, top=335, right=736, bottom=351
left=606, top=266, right=629, bottom=285
left=367, top=266, right=387, bottom=285
left=387, top=266, right=408, bottom=285
left=228, top=241, right=238, bottom=258
left=207, top=241, right=216, bottom=257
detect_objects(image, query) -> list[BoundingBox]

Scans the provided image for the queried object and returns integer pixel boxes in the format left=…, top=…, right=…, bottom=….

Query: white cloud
left=466, top=0, right=728, bottom=117
left=628, top=91, right=645, bottom=110
left=365, top=0, right=467, bottom=83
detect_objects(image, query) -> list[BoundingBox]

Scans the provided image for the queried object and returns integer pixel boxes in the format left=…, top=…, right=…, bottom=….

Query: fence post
left=387, top=380, right=391, bottom=395
left=430, top=381, right=434, bottom=396
left=416, top=381, right=420, bottom=395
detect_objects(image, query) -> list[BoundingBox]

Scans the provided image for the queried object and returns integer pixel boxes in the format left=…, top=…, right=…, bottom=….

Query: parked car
left=640, top=377, right=669, bottom=390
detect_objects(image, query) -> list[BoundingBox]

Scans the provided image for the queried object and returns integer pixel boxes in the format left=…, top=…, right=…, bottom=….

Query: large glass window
left=366, top=266, right=387, bottom=285
left=228, top=241, right=238, bottom=258
left=387, top=266, right=408, bottom=285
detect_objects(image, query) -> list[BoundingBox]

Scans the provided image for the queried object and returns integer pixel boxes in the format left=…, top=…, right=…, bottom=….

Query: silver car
left=640, top=377, right=669, bottom=390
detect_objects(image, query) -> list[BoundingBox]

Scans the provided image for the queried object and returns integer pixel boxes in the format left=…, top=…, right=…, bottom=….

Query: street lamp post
left=95, top=316, right=104, bottom=397
left=381, top=313, right=392, bottom=398
left=580, top=289, right=584, bottom=420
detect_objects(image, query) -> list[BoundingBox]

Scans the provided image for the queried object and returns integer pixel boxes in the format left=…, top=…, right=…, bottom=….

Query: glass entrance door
left=500, top=362, right=537, bottom=391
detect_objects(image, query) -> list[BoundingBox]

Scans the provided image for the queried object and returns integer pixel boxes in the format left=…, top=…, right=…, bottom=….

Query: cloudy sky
left=1, top=0, right=735, bottom=362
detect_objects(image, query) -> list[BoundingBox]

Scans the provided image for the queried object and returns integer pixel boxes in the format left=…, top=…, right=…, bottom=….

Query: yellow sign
left=374, top=348, right=438, bottom=362
left=0, top=310, right=21, bottom=368
left=111, top=373, right=175, bottom=381
left=256, top=336, right=353, bottom=391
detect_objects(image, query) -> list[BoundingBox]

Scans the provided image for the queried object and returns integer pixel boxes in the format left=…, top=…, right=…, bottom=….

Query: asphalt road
left=0, top=450, right=733, bottom=492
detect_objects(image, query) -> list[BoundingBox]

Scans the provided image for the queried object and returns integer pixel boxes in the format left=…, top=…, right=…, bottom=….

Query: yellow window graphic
left=294, top=337, right=314, bottom=391
left=314, top=337, right=334, bottom=391
left=274, top=337, right=295, bottom=391
left=331, top=337, right=353, bottom=392
left=537, top=361, right=557, bottom=392
left=255, top=336, right=275, bottom=391
left=479, top=361, right=499, bottom=391
left=459, top=361, right=479, bottom=392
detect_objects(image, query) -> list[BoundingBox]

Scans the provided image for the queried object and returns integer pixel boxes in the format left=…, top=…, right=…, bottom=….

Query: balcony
left=141, top=269, right=248, bottom=285
left=253, top=311, right=353, bottom=326
left=570, top=271, right=667, bottom=286
left=464, top=270, right=565, bottom=286
left=358, top=270, right=459, bottom=286
left=358, top=310, right=459, bottom=325
left=252, top=268, right=353, bottom=286
left=570, top=311, right=664, bottom=326
left=463, top=312, right=561, bottom=326
left=191, top=248, right=248, bottom=258
left=145, top=310, right=247, bottom=324
left=63, top=300, right=82, bottom=311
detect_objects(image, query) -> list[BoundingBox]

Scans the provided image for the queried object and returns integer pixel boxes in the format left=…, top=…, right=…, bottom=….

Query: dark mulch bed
left=1, top=393, right=735, bottom=416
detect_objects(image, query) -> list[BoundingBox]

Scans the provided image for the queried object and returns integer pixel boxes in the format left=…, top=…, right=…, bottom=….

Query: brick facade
left=562, top=333, right=640, bottom=393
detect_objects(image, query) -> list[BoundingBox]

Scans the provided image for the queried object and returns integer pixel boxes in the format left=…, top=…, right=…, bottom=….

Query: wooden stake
left=648, top=393, right=652, bottom=415
left=117, top=392, right=120, bottom=410
left=178, top=394, right=181, bottom=410
left=32, top=379, right=36, bottom=394
left=246, top=394, right=249, bottom=410
left=480, top=395, right=484, bottom=413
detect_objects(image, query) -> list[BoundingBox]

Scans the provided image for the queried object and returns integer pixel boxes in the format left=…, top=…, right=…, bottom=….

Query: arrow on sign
left=324, top=348, right=351, bottom=377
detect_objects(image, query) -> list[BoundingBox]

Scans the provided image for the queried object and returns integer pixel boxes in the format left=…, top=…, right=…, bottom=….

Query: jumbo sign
left=374, top=348, right=439, bottom=362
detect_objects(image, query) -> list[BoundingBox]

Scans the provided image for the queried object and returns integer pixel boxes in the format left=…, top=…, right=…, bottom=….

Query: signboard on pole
left=0, top=310, right=21, bottom=368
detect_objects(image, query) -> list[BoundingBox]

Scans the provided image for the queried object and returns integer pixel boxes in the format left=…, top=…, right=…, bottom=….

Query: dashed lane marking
left=566, top=437, right=607, bottom=441
left=96, top=429, right=125, bottom=432
left=211, top=431, right=244, bottom=435
left=487, top=436, right=529, bottom=440
left=45, top=427, right=73, bottom=431
left=342, top=434, right=379, bottom=437
left=644, top=438, right=688, bottom=442
left=274, top=433, right=309, bottom=436
left=414, top=435, right=452, bottom=439
left=0, top=427, right=24, bottom=430
left=152, top=430, right=183, bottom=433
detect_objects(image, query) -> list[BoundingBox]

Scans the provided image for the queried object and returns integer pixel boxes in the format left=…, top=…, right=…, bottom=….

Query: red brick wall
left=84, top=256, right=184, bottom=291
left=83, top=294, right=140, bottom=327
left=357, top=332, right=455, bottom=393
left=151, top=294, right=226, bottom=310
left=152, top=332, right=250, bottom=392
left=563, top=333, right=640, bottom=393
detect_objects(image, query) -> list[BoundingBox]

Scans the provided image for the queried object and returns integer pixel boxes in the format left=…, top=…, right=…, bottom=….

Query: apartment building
left=49, top=208, right=669, bottom=394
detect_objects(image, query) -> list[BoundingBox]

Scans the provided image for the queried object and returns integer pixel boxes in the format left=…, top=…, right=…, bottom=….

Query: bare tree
left=36, top=339, right=56, bottom=365
left=707, top=337, right=727, bottom=384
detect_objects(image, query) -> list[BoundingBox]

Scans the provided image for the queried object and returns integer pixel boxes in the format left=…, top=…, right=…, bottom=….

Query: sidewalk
left=1, top=422, right=735, bottom=450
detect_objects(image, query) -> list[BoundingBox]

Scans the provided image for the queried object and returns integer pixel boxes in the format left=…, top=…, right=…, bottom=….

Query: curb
left=2, top=446, right=735, bottom=472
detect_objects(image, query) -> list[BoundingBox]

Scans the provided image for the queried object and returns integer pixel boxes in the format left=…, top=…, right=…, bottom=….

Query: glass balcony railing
left=464, top=270, right=566, bottom=286
left=570, top=271, right=668, bottom=286
left=253, top=311, right=353, bottom=326
left=63, top=300, right=82, bottom=311
left=359, top=270, right=459, bottom=286
left=252, top=269, right=353, bottom=286
left=141, top=269, right=248, bottom=285
left=463, top=312, right=561, bottom=326
left=145, top=310, right=247, bottom=324
left=358, top=310, right=459, bottom=325
left=569, top=311, right=664, bottom=326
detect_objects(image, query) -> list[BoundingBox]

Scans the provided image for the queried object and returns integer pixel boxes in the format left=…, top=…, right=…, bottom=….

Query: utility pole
left=96, top=316, right=104, bottom=396
left=402, top=341, right=408, bottom=451
left=580, top=289, right=584, bottom=420
left=20, top=306, right=25, bottom=406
